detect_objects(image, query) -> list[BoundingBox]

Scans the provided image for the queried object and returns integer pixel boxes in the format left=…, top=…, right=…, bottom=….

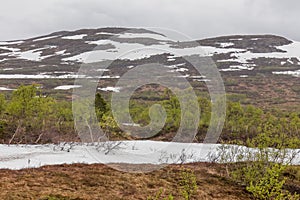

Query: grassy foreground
left=0, top=163, right=254, bottom=200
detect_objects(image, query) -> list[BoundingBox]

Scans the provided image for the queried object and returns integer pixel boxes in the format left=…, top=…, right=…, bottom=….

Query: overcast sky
left=0, top=0, right=299, bottom=41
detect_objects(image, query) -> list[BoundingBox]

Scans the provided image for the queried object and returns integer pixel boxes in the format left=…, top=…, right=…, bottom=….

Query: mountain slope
left=1, top=28, right=300, bottom=77
left=0, top=27, right=299, bottom=109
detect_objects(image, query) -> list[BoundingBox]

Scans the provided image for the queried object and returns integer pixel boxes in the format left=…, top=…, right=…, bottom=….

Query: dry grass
left=0, top=163, right=253, bottom=200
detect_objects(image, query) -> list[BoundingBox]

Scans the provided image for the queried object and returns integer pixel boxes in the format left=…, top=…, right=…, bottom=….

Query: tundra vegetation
left=0, top=85, right=299, bottom=146
left=0, top=85, right=299, bottom=199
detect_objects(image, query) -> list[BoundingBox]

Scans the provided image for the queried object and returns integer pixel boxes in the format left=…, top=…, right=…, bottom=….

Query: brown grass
left=0, top=163, right=253, bottom=200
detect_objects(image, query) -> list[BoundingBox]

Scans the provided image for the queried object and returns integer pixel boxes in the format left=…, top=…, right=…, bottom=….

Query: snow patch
left=96, top=68, right=110, bottom=72
left=229, top=38, right=243, bottom=41
left=219, top=68, right=241, bottom=72
left=62, top=34, right=87, bottom=40
left=99, top=86, right=121, bottom=92
left=55, top=50, right=70, bottom=56
left=122, top=123, right=141, bottom=127
left=0, top=46, right=21, bottom=53
left=0, top=87, right=14, bottom=91
left=169, top=68, right=189, bottom=72
left=118, top=32, right=167, bottom=41
left=18, top=49, right=42, bottom=61
left=54, top=85, right=82, bottom=90
left=240, top=75, right=249, bottom=78
left=167, top=58, right=176, bottom=62
left=273, top=70, right=300, bottom=77
left=2, top=68, right=14, bottom=71
left=218, top=42, right=234, bottom=48
left=0, top=141, right=298, bottom=170
left=0, top=40, right=23, bottom=45
left=64, top=39, right=235, bottom=63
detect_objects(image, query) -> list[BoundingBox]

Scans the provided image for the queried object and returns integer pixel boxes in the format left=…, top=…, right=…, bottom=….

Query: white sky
left=0, top=0, right=299, bottom=41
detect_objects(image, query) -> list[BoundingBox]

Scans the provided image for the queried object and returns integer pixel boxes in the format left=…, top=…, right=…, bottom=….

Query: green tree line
left=0, top=85, right=299, bottom=146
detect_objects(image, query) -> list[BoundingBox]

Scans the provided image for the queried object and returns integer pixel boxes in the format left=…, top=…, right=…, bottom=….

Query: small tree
left=6, top=85, right=46, bottom=143
left=95, top=93, right=108, bottom=120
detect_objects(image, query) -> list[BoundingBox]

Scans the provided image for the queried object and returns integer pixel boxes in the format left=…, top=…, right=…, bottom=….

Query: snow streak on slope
left=62, top=34, right=87, bottom=40
left=118, top=32, right=169, bottom=41
left=273, top=69, right=300, bottom=77
left=54, top=85, right=82, bottom=90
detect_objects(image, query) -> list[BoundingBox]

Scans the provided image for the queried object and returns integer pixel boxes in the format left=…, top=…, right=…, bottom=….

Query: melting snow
left=62, top=34, right=87, bottom=40
left=0, top=87, right=14, bottom=91
left=1, top=33, right=300, bottom=78
left=33, top=35, right=60, bottom=42
left=56, top=50, right=66, bottom=55
left=0, top=46, right=59, bottom=61
left=273, top=70, right=300, bottom=77
left=176, top=74, right=190, bottom=78
left=194, top=79, right=211, bottom=82
left=0, top=74, right=84, bottom=79
left=167, top=58, right=176, bottom=62
left=63, top=40, right=151, bottom=62
left=0, top=141, right=298, bottom=170
left=281, top=61, right=287, bottom=65
left=58, top=37, right=300, bottom=72
left=240, top=75, right=249, bottom=78
left=54, top=85, right=82, bottom=90
left=18, top=49, right=42, bottom=61
left=229, top=38, right=243, bottom=41
left=0, top=40, right=23, bottom=45
left=64, top=39, right=225, bottom=63
left=96, top=69, right=110, bottom=72
left=2, top=68, right=14, bottom=71
left=55, top=50, right=70, bottom=56
left=96, top=32, right=116, bottom=35
left=218, top=42, right=234, bottom=48
left=0, top=46, right=21, bottom=53
left=99, top=86, right=121, bottom=92
left=190, top=75, right=206, bottom=79
left=118, top=32, right=168, bottom=41
left=229, top=41, right=300, bottom=64
left=169, top=68, right=189, bottom=72
left=122, top=123, right=141, bottom=127
left=219, top=68, right=241, bottom=72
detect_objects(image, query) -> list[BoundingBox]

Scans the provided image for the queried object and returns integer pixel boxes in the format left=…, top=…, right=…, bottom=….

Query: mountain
left=1, top=27, right=300, bottom=76
left=0, top=27, right=299, bottom=109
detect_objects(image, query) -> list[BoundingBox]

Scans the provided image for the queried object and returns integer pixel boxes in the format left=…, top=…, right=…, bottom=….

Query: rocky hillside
left=1, top=27, right=300, bottom=77
left=0, top=27, right=299, bottom=108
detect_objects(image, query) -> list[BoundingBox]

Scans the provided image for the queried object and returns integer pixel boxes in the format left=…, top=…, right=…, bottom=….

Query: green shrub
left=211, top=131, right=300, bottom=199
left=246, top=163, right=286, bottom=200
left=179, top=168, right=198, bottom=200
left=147, top=188, right=174, bottom=200
left=147, top=168, right=198, bottom=200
